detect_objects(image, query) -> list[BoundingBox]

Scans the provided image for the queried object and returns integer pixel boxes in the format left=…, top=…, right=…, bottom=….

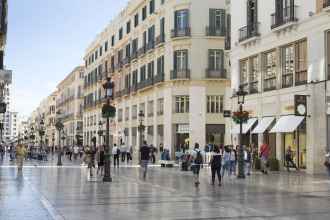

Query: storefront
left=205, top=124, right=225, bottom=146
left=270, top=115, right=306, bottom=169
left=175, top=124, right=189, bottom=151
left=231, top=118, right=257, bottom=146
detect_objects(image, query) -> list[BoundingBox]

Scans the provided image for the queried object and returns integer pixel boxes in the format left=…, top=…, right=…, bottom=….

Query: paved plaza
left=1, top=155, right=330, bottom=220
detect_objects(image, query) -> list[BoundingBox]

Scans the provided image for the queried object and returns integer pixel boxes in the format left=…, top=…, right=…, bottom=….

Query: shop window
left=147, top=100, right=154, bottom=117
left=249, top=56, right=259, bottom=93
left=157, top=98, right=164, bottom=115
left=281, top=44, right=294, bottom=88
left=295, top=40, right=307, bottom=85
left=132, top=105, right=137, bottom=119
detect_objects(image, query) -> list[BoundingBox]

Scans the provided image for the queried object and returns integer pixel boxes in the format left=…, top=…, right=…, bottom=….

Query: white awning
left=251, top=117, right=275, bottom=134
left=231, top=118, right=257, bottom=134
left=269, top=115, right=304, bottom=133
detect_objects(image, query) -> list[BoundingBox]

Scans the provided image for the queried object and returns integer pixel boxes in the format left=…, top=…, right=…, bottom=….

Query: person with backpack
left=244, top=146, right=252, bottom=176
left=191, top=143, right=203, bottom=187
left=210, top=145, right=222, bottom=186
left=112, top=144, right=120, bottom=167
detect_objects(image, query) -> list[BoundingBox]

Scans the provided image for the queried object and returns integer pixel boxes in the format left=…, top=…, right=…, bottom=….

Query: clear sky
left=6, top=0, right=129, bottom=118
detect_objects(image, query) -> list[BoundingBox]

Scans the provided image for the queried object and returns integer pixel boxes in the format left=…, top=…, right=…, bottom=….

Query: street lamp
left=102, top=77, right=115, bottom=182
left=138, top=110, right=145, bottom=162
left=236, top=85, right=248, bottom=179
left=55, top=119, right=64, bottom=166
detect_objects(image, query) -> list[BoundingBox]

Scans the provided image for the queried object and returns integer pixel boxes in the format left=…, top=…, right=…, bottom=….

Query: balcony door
left=247, top=0, right=258, bottom=34
left=175, top=10, right=189, bottom=30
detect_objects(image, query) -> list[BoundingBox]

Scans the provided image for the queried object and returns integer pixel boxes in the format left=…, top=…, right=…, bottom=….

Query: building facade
left=56, top=66, right=84, bottom=147
left=230, top=0, right=330, bottom=174
left=44, top=91, right=57, bottom=149
left=83, top=0, right=231, bottom=155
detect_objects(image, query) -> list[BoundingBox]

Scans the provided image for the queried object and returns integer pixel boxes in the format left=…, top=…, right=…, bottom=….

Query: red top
left=260, top=144, right=270, bottom=158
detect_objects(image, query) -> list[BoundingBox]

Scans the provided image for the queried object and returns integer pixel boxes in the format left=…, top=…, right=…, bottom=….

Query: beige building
left=44, top=91, right=57, bottom=149
left=230, top=0, right=330, bottom=174
left=84, top=0, right=231, bottom=155
left=56, top=66, right=84, bottom=147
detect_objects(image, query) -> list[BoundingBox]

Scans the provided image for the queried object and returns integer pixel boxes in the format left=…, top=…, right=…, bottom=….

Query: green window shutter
left=174, top=51, right=177, bottom=70
left=220, top=9, right=226, bottom=35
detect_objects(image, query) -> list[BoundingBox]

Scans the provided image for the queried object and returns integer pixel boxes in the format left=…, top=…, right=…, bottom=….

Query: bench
left=159, top=160, right=175, bottom=168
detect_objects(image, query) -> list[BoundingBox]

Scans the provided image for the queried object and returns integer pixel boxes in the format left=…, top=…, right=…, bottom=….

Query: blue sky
left=6, top=0, right=128, bottom=117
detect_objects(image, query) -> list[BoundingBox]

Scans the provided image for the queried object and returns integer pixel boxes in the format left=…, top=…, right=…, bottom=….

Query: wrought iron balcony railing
left=206, top=26, right=225, bottom=37
left=171, top=27, right=191, bottom=38
left=205, top=69, right=226, bottom=79
left=238, top=23, right=260, bottom=42
left=170, top=69, right=190, bottom=80
left=271, top=5, right=298, bottom=29
left=155, top=34, right=165, bottom=45
left=154, top=73, right=165, bottom=84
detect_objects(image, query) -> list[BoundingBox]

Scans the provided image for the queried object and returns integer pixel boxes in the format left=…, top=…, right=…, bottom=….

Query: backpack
left=195, top=151, right=203, bottom=164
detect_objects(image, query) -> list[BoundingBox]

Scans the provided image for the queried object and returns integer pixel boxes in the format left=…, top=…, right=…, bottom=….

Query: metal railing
left=205, top=69, right=226, bottom=79
left=170, top=69, right=190, bottom=80
left=295, top=70, right=307, bottom=86
left=155, top=34, right=165, bottom=45
left=138, top=77, right=154, bottom=89
left=271, top=5, right=298, bottom=29
left=137, top=46, right=146, bottom=57
left=146, top=40, right=155, bottom=51
left=171, top=27, right=191, bottom=38
left=206, top=26, right=225, bottom=37
left=154, top=73, right=165, bottom=83
left=282, top=74, right=293, bottom=88
left=263, top=77, right=277, bottom=92
left=238, top=23, right=260, bottom=42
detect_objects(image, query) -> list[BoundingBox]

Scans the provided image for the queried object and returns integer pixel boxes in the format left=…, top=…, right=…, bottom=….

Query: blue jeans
left=222, top=161, right=231, bottom=177
left=141, top=160, right=149, bottom=179
left=230, top=161, right=236, bottom=175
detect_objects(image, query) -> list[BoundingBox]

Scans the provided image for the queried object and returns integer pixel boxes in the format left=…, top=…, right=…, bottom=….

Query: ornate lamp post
left=138, top=110, right=145, bottom=162
left=55, top=120, right=64, bottom=166
left=235, top=85, right=248, bottom=179
left=38, top=118, right=45, bottom=152
left=102, top=77, right=115, bottom=182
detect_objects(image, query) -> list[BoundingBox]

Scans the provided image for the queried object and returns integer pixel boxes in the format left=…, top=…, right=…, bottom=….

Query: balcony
left=137, top=46, right=146, bottom=57
left=122, top=56, right=131, bottom=66
left=171, top=27, right=191, bottom=39
left=271, top=5, right=298, bottom=30
left=170, top=69, right=190, bottom=80
left=238, top=23, right=260, bottom=43
left=146, top=40, right=155, bottom=52
left=324, top=0, right=330, bottom=12
left=138, top=77, right=154, bottom=90
left=115, top=90, right=123, bottom=98
left=123, top=87, right=131, bottom=96
left=131, top=83, right=138, bottom=93
left=155, top=35, right=165, bottom=46
left=131, top=51, right=138, bottom=61
left=205, top=69, right=226, bottom=79
left=263, top=77, right=277, bottom=92
left=154, top=73, right=165, bottom=84
left=206, top=26, right=225, bottom=37
left=282, top=74, right=293, bottom=88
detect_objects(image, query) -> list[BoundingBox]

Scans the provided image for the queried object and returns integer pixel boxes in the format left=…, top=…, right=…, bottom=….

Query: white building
left=83, top=0, right=231, bottom=156
left=230, top=0, right=330, bottom=174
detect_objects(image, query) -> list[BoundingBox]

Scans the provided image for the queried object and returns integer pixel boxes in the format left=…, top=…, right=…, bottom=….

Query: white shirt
left=112, top=146, right=118, bottom=155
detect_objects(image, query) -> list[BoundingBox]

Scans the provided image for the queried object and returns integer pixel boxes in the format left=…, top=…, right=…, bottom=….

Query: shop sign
left=294, top=95, right=307, bottom=116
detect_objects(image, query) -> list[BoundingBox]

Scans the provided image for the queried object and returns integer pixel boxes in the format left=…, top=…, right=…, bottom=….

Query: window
left=126, top=21, right=131, bottom=34
left=282, top=44, right=294, bottom=88
left=143, top=31, right=147, bottom=47
left=125, top=107, right=129, bottom=121
left=95, top=50, right=98, bottom=60
left=160, top=17, right=165, bottom=38
left=139, top=103, right=145, bottom=114
left=327, top=31, right=330, bottom=79
left=132, top=105, right=138, bottom=119
left=175, top=96, right=189, bottom=113
left=118, top=109, right=123, bottom=122
left=175, top=10, right=189, bottom=30
left=148, top=100, right=154, bottom=117
left=140, top=65, right=146, bottom=81
left=149, top=0, right=155, bottom=14
left=134, top=13, right=139, bottom=27
left=111, top=35, right=115, bottom=46
left=295, top=40, right=307, bottom=85
left=132, top=38, right=138, bottom=54
left=174, top=50, right=188, bottom=70
left=263, top=50, right=277, bottom=91
left=240, top=59, right=248, bottom=91
left=119, top=27, right=123, bottom=40
left=105, top=41, right=108, bottom=52
left=147, top=61, right=154, bottom=79
left=157, top=56, right=164, bottom=75
left=249, top=56, right=259, bottom=93
left=99, top=46, right=103, bottom=57
left=125, top=43, right=131, bottom=58
left=142, top=6, right=147, bottom=20
left=133, top=70, right=138, bottom=85
left=208, top=49, right=223, bottom=70
left=148, top=25, right=155, bottom=43
left=157, top=98, right=164, bottom=115
left=209, top=9, right=225, bottom=35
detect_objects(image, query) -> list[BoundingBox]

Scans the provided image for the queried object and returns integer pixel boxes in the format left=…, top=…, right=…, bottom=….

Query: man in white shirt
left=112, top=144, right=120, bottom=167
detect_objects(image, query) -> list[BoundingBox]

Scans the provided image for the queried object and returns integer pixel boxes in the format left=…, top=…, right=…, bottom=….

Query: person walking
left=73, top=145, right=79, bottom=160
left=120, top=142, right=127, bottom=163
left=140, top=141, right=150, bottom=179
left=244, top=146, right=252, bottom=176
left=112, top=144, right=120, bottom=167
left=221, top=146, right=231, bottom=178
left=191, top=143, right=203, bottom=187
left=285, top=146, right=298, bottom=171
left=16, top=144, right=27, bottom=171
left=229, top=146, right=237, bottom=176
left=150, top=144, right=156, bottom=164
left=260, top=143, right=270, bottom=174
left=0, top=144, right=5, bottom=161
left=210, top=145, right=222, bottom=186
left=96, top=145, right=105, bottom=175
left=126, top=145, right=133, bottom=163
left=324, top=150, right=330, bottom=177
